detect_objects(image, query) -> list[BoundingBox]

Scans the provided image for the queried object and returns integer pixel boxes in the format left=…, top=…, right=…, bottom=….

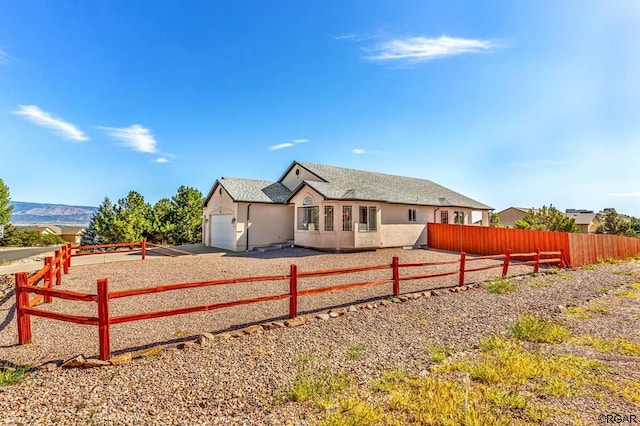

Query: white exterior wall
left=202, top=184, right=238, bottom=250
left=380, top=204, right=434, bottom=248
left=202, top=184, right=294, bottom=251
left=235, top=202, right=294, bottom=251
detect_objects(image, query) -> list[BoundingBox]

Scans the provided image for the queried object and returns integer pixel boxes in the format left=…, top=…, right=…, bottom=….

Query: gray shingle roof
left=218, top=178, right=291, bottom=203
left=291, top=162, right=492, bottom=210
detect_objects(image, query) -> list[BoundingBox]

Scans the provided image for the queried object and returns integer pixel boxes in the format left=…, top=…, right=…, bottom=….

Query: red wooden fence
left=15, top=249, right=563, bottom=360
left=427, top=223, right=640, bottom=267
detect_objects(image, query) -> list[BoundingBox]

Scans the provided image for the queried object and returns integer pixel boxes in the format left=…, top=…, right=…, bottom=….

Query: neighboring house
left=565, top=209, right=600, bottom=234
left=24, top=224, right=63, bottom=236
left=492, top=207, right=532, bottom=228
left=60, top=227, right=86, bottom=244
left=203, top=161, right=492, bottom=251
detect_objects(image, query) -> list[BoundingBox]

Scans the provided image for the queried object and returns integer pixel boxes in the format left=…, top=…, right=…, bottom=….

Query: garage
left=210, top=215, right=235, bottom=250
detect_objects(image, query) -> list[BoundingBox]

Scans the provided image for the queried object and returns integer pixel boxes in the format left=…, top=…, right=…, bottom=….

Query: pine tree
left=0, top=178, right=13, bottom=226
left=596, top=209, right=637, bottom=237
left=514, top=205, right=578, bottom=233
left=169, top=186, right=204, bottom=245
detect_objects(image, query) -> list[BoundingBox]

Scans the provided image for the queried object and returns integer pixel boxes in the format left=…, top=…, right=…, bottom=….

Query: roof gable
left=284, top=161, right=492, bottom=210
left=215, top=178, right=291, bottom=204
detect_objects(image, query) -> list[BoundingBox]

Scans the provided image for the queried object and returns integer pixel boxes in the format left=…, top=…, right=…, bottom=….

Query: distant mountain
left=10, top=201, right=97, bottom=226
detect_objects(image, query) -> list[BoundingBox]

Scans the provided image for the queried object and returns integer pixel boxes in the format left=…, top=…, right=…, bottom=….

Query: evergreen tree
left=514, top=205, right=579, bottom=233
left=147, top=197, right=174, bottom=244
left=91, top=197, right=117, bottom=243
left=489, top=212, right=502, bottom=228
left=0, top=178, right=13, bottom=226
left=596, top=209, right=637, bottom=237
left=169, top=186, right=204, bottom=245
left=80, top=220, right=108, bottom=246
left=112, top=191, right=151, bottom=242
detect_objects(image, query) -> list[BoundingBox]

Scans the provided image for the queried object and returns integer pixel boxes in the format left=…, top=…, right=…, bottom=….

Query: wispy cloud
left=352, top=148, right=367, bottom=154
left=0, top=49, right=11, bottom=64
left=268, top=138, right=310, bottom=151
left=99, top=124, right=157, bottom=153
left=607, top=192, right=640, bottom=198
left=154, top=157, right=169, bottom=164
left=366, top=35, right=498, bottom=63
left=12, top=105, right=88, bottom=141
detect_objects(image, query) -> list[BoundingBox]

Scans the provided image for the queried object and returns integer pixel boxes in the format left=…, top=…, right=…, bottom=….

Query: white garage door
left=210, top=215, right=235, bottom=250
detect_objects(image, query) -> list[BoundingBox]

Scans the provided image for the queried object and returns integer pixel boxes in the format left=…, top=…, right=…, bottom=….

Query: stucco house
left=492, top=207, right=532, bottom=228
left=203, top=161, right=492, bottom=251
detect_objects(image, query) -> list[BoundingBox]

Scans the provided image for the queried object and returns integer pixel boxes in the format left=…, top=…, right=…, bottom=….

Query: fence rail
left=15, top=248, right=564, bottom=360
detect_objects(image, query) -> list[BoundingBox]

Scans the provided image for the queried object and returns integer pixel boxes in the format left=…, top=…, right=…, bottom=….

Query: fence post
left=559, top=248, right=567, bottom=268
left=44, top=256, right=53, bottom=303
left=97, top=278, right=111, bottom=361
left=55, top=250, right=62, bottom=285
left=534, top=248, right=540, bottom=274
left=66, top=243, right=72, bottom=270
left=63, top=244, right=69, bottom=274
left=502, top=249, right=511, bottom=277
left=15, top=272, right=32, bottom=344
left=141, top=239, right=146, bottom=261
left=289, top=264, right=298, bottom=319
left=459, top=252, right=466, bottom=286
left=392, top=256, right=400, bottom=296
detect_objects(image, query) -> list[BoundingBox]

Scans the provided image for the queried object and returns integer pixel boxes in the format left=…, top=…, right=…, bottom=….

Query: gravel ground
left=0, top=248, right=638, bottom=425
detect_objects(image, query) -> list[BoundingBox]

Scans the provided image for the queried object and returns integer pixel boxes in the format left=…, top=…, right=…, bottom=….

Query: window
left=324, top=206, right=334, bottom=231
left=297, top=206, right=319, bottom=231
left=358, top=206, right=377, bottom=232
left=342, top=206, right=352, bottom=231
left=408, top=208, right=417, bottom=222
left=454, top=211, right=465, bottom=224
left=440, top=211, right=449, bottom=224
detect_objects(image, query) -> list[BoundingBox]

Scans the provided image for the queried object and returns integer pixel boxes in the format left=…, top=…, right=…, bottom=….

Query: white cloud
left=154, top=157, right=169, bottom=164
left=0, top=49, right=10, bottom=64
left=269, top=138, right=310, bottom=151
left=99, top=124, right=157, bottom=153
left=367, top=35, right=497, bottom=63
left=12, top=105, right=88, bottom=141
left=607, top=192, right=640, bottom=197
left=269, top=142, right=294, bottom=151
left=352, top=148, right=367, bottom=154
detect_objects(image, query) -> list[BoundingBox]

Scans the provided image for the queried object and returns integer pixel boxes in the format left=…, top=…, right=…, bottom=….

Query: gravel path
left=0, top=248, right=638, bottom=425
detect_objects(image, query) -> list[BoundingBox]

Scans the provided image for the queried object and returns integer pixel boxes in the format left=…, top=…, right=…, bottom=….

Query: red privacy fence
left=15, top=248, right=563, bottom=360
left=427, top=223, right=640, bottom=267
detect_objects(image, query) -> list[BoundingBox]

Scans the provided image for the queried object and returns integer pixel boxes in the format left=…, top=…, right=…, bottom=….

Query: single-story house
left=492, top=207, right=533, bottom=228
left=565, top=209, right=601, bottom=234
left=24, top=224, right=63, bottom=236
left=60, top=227, right=87, bottom=244
left=202, top=161, right=492, bottom=251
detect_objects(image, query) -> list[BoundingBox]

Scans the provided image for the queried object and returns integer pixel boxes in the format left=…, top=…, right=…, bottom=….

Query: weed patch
left=565, top=302, right=608, bottom=319
left=0, top=366, right=28, bottom=386
left=346, top=343, right=364, bottom=360
left=574, top=335, right=640, bottom=356
left=510, top=315, right=571, bottom=343
left=485, top=276, right=516, bottom=294
left=426, top=343, right=450, bottom=363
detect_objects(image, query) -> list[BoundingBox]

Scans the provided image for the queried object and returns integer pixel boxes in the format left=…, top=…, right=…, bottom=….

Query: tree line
left=0, top=178, right=204, bottom=247
left=492, top=204, right=640, bottom=237
left=81, top=186, right=204, bottom=246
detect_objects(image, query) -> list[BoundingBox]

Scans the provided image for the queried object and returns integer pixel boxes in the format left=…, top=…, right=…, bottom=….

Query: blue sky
left=1, top=1, right=639, bottom=217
